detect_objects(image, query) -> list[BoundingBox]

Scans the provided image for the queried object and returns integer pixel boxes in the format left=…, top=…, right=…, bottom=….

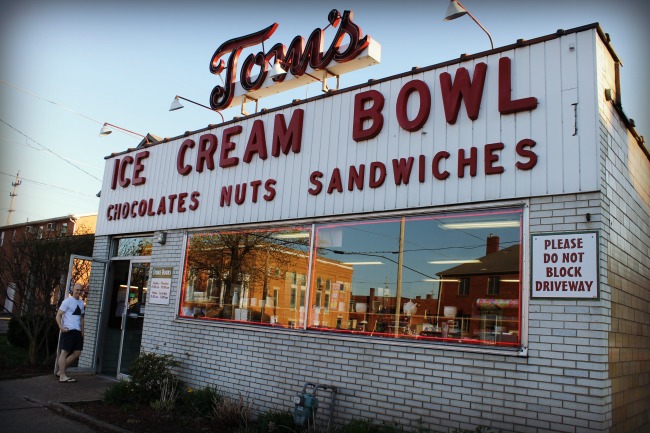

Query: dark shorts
left=60, top=329, right=84, bottom=353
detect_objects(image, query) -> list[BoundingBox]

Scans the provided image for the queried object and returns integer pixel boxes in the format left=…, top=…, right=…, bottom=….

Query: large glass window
left=179, top=208, right=523, bottom=349
left=311, top=208, right=523, bottom=348
left=180, top=227, right=311, bottom=327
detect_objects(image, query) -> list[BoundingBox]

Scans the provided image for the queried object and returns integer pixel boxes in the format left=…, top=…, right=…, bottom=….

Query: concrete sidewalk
left=0, top=371, right=125, bottom=433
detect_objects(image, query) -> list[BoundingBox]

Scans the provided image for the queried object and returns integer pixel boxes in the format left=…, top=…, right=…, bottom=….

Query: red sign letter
left=177, top=139, right=195, bottom=176
left=458, top=147, right=478, bottom=178
left=196, top=134, right=218, bottom=173
left=272, top=109, right=304, bottom=157
left=132, top=151, right=149, bottom=186
left=484, top=143, right=504, bottom=175
left=396, top=80, right=431, bottom=132
left=499, top=57, right=538, bottom=114
left=220, top=126, right=242, bottom=168
left=515, top=139, right=538, bottom=170
left=244, top=120, right=268, bottom=163
left=353, top=90, right=384, bottom=142
left=440, top=63, right=487, bottom=124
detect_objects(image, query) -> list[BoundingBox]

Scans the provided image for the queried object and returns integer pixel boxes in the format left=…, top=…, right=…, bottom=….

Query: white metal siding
left=96, top=29, right=600, bottom=236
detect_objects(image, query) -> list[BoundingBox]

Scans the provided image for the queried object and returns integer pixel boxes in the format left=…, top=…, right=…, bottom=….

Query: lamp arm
left=104, top=122, right=149, bottom=143
left=178, top=96, right=225, bottom=122
left=456, top=0, right=494, bottom=49
left=466, top=11, right=494, bottom=49
left=105, top=123, right=145, bottom=138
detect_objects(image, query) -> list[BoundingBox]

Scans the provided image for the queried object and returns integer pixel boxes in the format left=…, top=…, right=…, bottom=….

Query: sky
left=1, top=0, right=648, bottom=226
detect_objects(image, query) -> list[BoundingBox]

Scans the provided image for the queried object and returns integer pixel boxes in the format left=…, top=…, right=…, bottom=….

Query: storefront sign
left=96, top=27, right=600, bottom=236
left=103, top=55, right=539, bottom=224
left=149, top=267, right=173, bottom=305
left=209, top=9, right=381, bottom=110
left=531, top=231, right=599, bottom=299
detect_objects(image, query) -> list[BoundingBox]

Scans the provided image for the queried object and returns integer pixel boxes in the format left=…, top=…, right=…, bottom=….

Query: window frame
left=458, top=278, right=470, bottom=296
left=111, top=235, right=153, bottom=258
left=176, top=204, right=529, bottom=355
left=487, top=276, right=501, bottom=295
left=178, top=225, right=312, bottom=326
left=290, top=285, right=297, bottom=310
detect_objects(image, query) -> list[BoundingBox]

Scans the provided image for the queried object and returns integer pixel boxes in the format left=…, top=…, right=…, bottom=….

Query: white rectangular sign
left=233, top=40, right=381, bottom=103
left=149, top=267, right=173, bottom=305
left=531, top=231, right=599, bottom=299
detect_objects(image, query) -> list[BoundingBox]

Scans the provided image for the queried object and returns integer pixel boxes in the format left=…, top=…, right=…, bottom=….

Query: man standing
left=55, top=283, right=85, bottom=383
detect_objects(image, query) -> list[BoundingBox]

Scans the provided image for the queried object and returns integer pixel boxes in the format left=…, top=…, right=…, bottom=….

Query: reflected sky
left=316, top=209, right=522, bottom=298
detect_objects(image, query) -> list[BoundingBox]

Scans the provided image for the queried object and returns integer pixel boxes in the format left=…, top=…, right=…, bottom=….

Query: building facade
left=80, top=24, right=649, bottom=433
left=0, top=213, right=97, bottom=313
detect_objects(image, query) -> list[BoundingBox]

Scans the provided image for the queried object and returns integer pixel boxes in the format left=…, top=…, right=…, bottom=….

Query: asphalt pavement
left=0, top=371, right=123, bottom=433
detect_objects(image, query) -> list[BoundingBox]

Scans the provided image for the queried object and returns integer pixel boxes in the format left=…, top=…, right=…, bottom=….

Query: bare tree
left=186, top=230, right=309, bottom=319
left=0, top=230, right=94, bottom=365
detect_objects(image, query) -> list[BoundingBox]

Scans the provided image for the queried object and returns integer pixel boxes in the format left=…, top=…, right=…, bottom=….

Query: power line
left=0, top=118, right=102, bottom=182
left=0, top=171, right=98, bottom=197
left=0, top=80, right=145, bottom=141
left=0, top=135, right=42, bottom=151
left=0, top=79, right=102, bottom=125
left=0, top=135, right=102, bottom=170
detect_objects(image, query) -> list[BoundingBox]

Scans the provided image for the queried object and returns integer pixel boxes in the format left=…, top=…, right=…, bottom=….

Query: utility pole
left=6, top=171, right=21, bottom=226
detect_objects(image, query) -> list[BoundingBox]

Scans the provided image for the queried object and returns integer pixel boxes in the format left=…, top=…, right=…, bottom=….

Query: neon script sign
left=208, top=9, right=380, bottom=111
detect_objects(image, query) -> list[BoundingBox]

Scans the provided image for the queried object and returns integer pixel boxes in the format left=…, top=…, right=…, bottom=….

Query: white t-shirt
left=59, top=296, right=85, bottom=331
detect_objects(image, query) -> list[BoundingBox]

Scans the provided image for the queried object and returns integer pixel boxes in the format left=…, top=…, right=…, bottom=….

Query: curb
left=24, top=396, right=132, bottom=433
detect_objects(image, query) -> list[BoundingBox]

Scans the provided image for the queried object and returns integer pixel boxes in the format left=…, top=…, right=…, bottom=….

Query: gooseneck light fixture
left=443, top=0, right=494, bottom=50
left=269, top=60, right=288, bottom=79
left=169, top=95, right=225, bottom=123
left=267, top=11, right=340, bottom=95
left=99, top=122, right=150, bottom=143
left=268, top=60, right=336, bottom=94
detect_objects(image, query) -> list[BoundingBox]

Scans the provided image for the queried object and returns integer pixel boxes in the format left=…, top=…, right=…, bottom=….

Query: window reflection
left=179, top=208, right=524, bottom=349
left=312, top=209, right=523, bottom=348
left=114, top=237, right=153, bottom=257
left=180, top=227, right=312, bottom=328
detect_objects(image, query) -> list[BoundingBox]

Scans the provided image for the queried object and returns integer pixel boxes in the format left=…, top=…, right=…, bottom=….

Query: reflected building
left=181, top=231, right=354, bottom=329
left=437, top=235, right=520, bottom=345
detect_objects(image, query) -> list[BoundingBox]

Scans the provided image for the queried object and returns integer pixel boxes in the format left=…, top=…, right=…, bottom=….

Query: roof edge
left=1, top=213, right=98, bottom=230
left=105, top=23, right=646, bottom=158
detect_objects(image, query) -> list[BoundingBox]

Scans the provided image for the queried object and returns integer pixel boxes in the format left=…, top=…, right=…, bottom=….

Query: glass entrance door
left=99, top=259, right=149, bottom=377
left=118, top=261, right=149, bottom=377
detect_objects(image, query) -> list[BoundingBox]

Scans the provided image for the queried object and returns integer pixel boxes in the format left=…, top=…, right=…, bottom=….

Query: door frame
left=54, top=254, right=94, bottom=375
left=115, top=258, right=150, bottom=380
left=97, top=256, right=150, bottom=378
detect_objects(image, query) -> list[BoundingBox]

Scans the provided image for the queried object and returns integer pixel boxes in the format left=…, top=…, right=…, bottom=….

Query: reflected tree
left=185, top=230, right=309, bottom=319
left=116, top=237, right=152, bottom=257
